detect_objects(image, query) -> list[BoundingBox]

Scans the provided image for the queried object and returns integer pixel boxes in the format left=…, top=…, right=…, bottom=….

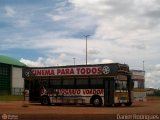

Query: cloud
left=20, top=56, right=62, bottom=67
left=1, top=0, right=160, bottom=88
left=69, top=0, right=113, bottom=16
left=20, top=57, right=45, bottom=67
left=47, top=14, right=68, bottom=21
left=5, top=6, right=16, bottom=17
left=88, top=48, right=100, bottom=55
left=101, top=59, right=114, bottom=64
left=145, top=64, right=160, bottom=89
left=93, top=58, right=114, bottom=64
left=16, top=19, right=30, bottom=27
left=20, top=56, right=114, bottom=67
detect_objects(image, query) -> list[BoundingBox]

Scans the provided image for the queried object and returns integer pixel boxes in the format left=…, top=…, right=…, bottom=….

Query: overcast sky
left=0, top=0, right=160, bottom=88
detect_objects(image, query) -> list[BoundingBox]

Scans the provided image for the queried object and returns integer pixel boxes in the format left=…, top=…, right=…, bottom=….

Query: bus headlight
left=114, top=97, right=119, bottom=103
left=115, top=97, right=118, bottom=100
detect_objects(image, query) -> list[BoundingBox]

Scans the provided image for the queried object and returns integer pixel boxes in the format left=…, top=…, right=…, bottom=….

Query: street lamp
left=84, top=35, right=90, bottom=65
left=143, top=60, right=145, bottom=71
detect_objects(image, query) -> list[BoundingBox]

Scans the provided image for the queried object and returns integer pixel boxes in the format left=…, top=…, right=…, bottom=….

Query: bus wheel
left=92, top=97, right=102, bottom=107
left=41, top=96, right=50, bottom=105
left=124, top=102, right=132, bottom=106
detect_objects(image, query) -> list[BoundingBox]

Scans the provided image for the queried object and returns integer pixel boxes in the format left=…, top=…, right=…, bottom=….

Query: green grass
left=146, top=96, right=160, bottom=100
left=0, top=95, right=24, bottom=101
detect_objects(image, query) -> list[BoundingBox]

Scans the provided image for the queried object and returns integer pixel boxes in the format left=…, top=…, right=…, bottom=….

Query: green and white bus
left=23, top=63, right=133, bottom=107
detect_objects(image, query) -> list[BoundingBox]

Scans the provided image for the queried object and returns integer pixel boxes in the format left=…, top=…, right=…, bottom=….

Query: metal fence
left=12, top=88, right=24, bottom=95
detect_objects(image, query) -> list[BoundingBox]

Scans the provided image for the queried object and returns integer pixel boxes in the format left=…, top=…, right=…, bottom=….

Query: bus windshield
left=115, top=81, right=127, bottom=90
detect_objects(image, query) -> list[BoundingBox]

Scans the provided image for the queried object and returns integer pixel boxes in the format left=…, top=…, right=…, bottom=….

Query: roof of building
left=0, top=55, right=26, bottom=67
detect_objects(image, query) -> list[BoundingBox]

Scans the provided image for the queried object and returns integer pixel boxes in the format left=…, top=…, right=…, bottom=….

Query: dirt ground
left=0, top=100, right=160, bottom=120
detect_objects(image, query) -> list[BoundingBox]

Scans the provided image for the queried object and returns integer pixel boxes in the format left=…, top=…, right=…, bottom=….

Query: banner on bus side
left=23, top=65, right=118, bottom=77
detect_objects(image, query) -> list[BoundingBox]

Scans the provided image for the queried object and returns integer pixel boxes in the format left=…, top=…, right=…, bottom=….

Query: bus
left=23, top=63, right=133, bottom=107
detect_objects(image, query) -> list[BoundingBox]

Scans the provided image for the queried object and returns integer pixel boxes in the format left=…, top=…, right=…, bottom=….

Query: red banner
left=57, top=89, right=104, bottom=95
left=31, top=66, right=102, bottom=76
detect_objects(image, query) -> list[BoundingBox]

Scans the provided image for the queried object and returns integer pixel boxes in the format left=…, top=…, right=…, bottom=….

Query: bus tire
left=41, top=96, right=50, bottom=106
left=54, top=103, right=62, bottom=106
left=124, top=102, right=132, bottom=106
left=91, top=96, right=102, bottom=107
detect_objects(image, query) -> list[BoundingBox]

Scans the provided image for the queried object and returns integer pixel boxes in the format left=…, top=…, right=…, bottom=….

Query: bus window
left=62, top=78, right=75, bottom=88
left=90, top=78, right=103, bottom=88
left=134, top=81, right=144, bottom=89
left=115, top=81, right=127, bottom=90
left=40, top=80, right=48, bottom=88
left=50, top=79, right=61, bottom=88
left=76, top=78, right=89, bottom=88
left=115, top=81, right=121, bottom=90
left=122, top=81, right=127, bottom=90
left=138, top=81, right=144, bottom=88
left=134, top=81, right=138, bottom=88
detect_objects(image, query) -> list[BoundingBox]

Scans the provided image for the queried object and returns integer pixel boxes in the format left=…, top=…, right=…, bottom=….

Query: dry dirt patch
left=0, top=100, right=160, bottom=120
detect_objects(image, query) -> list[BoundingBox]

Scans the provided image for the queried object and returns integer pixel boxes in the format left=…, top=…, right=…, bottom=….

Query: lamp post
left=143, top=60, right=145, bottom=71
left=84, top=35, right=90, bottom=65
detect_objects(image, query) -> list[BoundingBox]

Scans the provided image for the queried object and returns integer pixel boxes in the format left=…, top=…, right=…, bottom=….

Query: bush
left=0, top=95, right=23, bottom=101
left=154, top=89, right=160, bottom=96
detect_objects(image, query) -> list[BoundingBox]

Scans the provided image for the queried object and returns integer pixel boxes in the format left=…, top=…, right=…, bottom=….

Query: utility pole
left=84, top=35, right=90, bottom=65
left=73, top=57, right=76, bottom=66
left=143, top=60, right=145, bottom=71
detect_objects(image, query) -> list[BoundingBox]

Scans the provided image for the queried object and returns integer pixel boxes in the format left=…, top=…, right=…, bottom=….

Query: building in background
left=131, top=70, right=146, bottom=101
left=145, top=88, right=155, bottom=95
left=0, top=55, right=26, bottom=95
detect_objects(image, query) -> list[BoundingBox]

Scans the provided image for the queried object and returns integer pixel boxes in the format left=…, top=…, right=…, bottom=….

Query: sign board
left=22, top=64, right=126, bottom=78
left=24, top=66, right=112, bottom=77
left=23, top=63, right=128, bottom=79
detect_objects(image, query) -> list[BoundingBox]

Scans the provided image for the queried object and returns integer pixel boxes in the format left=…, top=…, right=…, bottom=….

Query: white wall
left=12, top=66, right=24, bottom=88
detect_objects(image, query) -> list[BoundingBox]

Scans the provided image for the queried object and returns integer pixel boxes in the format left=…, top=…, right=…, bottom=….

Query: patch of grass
left=146, top=96, right=160, bottom=100
left=0, top=95, right=24, bottom=101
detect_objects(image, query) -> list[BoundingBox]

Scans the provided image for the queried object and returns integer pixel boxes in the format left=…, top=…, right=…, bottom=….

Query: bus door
left=29, top=79, right=41, bottom=101
left=104, top=77, right=114, bottom=106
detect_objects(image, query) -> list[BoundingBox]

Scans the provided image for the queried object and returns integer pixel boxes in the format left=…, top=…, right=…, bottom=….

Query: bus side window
left=115, top=81, right=120, bottom=90
left=62, top=78, right=75, bottom=88
left=134, top=81, right=138, bottom=88
left=76, top=78, right=89, bottom=88
left=90, top=78, right=103, bottom=89
left=122, top=81, right=127, bottom=90
left=131, top=81, right=134, bottom=89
